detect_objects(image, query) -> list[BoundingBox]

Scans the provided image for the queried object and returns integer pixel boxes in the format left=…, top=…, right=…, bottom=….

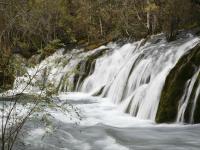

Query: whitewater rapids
left=14, top=92, right=200, bottom=150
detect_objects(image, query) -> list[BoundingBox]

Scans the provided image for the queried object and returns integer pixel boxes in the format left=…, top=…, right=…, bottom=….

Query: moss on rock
left=73, top=48, right=109, bottom=91
left=156, top=44, right=200, bottom=123
left=193, top=73, right=200, bottom=123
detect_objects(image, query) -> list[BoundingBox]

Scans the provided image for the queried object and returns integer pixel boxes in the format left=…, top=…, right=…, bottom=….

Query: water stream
left=4, top=33, right=200, bottom=149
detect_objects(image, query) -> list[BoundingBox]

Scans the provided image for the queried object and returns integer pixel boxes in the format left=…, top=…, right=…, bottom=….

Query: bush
left=41, top=39, right=64, bottom=58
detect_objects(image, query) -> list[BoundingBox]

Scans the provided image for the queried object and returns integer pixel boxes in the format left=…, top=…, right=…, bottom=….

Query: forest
left=0, top=0, right=200, bottom=56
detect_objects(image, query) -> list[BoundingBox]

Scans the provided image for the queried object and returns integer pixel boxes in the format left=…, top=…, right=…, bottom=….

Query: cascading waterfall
left=11, top=45, right=112, bottom=94
left=176, top=69, right=200, bottom=123
left=10, top=33, right=200, bottom=123
left=190, top=78, right=200, bottom=123
left=79, top=34, right=200, bottom=121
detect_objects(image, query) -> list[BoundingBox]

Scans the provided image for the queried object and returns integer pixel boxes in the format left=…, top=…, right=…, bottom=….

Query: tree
left=161, top=0, right=193, bottom=40
left=1, top=0, right=200, bottom=59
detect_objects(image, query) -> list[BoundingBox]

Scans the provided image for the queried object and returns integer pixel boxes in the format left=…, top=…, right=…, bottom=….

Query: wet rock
left=156, top=44, right=200, bottom=123
left=73, top=48, right=109, bottom=91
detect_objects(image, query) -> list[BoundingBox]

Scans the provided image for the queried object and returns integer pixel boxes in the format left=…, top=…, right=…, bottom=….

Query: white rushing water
left=190, top=77, right=200, bottom=123
left=10, top=44, right=114, bottom=95
left=176, top=69, right=200, bottom=123
left=9, top=33, right=200, bottom=123
left=79, top=34, right=200, bottom=121
left=2, top=33, right=200, bottom=150
left=16, top=92, right=200, bottom=150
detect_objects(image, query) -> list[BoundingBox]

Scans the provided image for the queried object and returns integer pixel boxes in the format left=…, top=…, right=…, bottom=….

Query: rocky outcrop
left=73, top=47, right=109, bottom=91
left=156, top=44, right=200, bottom=123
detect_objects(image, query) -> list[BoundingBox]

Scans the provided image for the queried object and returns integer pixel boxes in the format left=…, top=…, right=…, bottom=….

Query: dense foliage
left=0, top=0, right=200, bottom=55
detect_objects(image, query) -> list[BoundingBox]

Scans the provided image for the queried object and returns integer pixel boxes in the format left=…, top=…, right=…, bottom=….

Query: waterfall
left=80, top=34, right=200, bottom=121
left=190, top=72, right=200, bottom=123
left=176, top=69, right=200, bottom=123
left=9, top=33, right=200, bottom=123
left=11, top=45, right=112, bottom=95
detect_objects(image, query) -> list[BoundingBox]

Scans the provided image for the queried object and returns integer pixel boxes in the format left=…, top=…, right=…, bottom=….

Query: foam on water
left=19, top=92, right=200, bottom=150
left=56, top=93, right=153, bottom=127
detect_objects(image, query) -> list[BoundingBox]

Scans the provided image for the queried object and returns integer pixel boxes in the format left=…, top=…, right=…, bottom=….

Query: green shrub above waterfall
left=40, top=39, right=65, bottom=59
left=156, top=44, right=200, bottom=123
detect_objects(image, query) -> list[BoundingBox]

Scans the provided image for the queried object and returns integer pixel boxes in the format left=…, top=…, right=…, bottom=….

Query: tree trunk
left=146, top=0, right=151, bottom=33
left=99, top=17, right=103, bottom=37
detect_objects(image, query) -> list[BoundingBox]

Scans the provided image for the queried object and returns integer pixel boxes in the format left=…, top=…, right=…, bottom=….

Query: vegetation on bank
left=1, top=0, right=200, bottom=55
